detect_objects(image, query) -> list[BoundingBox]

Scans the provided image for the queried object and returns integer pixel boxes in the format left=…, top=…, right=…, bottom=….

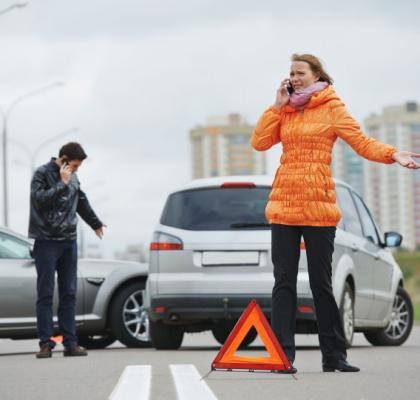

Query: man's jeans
left=34, top=239, right=78, bottom=348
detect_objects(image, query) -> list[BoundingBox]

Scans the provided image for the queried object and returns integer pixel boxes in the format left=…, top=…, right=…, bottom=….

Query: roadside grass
left=394, top=251, right=420, bottom=320
left=415, top=304, right=420, bottom=322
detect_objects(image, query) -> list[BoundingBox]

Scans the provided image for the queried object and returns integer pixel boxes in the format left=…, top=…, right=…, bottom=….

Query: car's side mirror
left=29, top=249, right=34, bottom=258
left=384, top=232, right=403, bottom=248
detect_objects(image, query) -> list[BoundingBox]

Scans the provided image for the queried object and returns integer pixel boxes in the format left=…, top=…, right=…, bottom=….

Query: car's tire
left=212, top=320, right=257, bottom=348
left=339, top=282, right=355, bottom=349
left=364, top=286, right=413, bottom=346
left=78, top=334, right=116, bottom=349
left=149, top=320, right=184, bottom=350
left=109, top=281, right=151, bottom=348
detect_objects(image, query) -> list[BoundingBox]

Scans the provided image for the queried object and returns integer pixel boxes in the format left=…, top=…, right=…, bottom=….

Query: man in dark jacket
left=29, top=142, right=105, bottom=358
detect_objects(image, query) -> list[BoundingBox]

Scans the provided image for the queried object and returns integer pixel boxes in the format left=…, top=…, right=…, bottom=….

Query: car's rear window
left=160, top=187, right=271, bottom=230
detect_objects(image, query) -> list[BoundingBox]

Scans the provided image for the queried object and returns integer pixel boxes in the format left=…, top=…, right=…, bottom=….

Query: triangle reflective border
left=211, top=299, right=293, bottom=373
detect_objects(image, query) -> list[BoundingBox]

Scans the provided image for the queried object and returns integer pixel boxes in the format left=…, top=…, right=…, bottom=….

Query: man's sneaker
left=63, top=345, right=88, bottom=357
left=36, top=344, right=52, bottom=359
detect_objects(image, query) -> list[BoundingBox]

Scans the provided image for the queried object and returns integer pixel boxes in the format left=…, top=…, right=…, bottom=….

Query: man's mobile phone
left=62, top=160, right=69, bottom=168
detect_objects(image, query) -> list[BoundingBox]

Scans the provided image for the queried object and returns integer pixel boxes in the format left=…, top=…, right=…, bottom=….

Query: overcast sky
left=1, top=0, right=419, bottom=258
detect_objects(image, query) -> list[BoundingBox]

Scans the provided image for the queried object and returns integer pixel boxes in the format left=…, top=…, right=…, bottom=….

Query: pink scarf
left=289, top=81, right=328, bottom=108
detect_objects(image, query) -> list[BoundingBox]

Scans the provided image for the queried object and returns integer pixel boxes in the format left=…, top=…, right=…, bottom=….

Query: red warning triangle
left=211, top=299, right=293, bottom=373
left=51, top=335, right=63, bottom=344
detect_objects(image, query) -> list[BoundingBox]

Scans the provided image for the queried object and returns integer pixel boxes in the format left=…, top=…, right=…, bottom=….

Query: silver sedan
left=0, top=227, right=150, bottom=349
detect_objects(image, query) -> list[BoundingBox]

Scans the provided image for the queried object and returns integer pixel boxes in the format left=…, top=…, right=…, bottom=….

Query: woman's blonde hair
left=291, top=54, right=334, bottom=85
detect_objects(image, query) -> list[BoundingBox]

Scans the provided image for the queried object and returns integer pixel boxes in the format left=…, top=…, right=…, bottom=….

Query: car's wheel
left=109, top=281, right=150, bottom=348
left=364, top=286, right=413, bottom=346
left=78, top=334, right=116, bottom=349
left=339, top=282, right=354, bottom=349
left=149, top=320, right=184, bottom=350
left=212, top=320, right=257, bottom=348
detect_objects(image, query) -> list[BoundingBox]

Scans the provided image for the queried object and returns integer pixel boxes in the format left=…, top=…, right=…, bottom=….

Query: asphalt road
left=1, top=326, right=420, bottom=400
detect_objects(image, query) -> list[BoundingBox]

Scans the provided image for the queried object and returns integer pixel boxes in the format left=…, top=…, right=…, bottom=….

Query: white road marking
left=170, top=364, right=218, bottom=400
left=108, top=365, right=151, bottom=400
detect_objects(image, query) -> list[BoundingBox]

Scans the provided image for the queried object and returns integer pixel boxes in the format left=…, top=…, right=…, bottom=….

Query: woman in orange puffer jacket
left=251, top=53, right=420, bottom=373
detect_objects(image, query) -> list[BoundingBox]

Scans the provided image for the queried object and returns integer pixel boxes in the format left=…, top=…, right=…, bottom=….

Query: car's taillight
left=150, top=232, right=183, bottom=251
left=221, top=182, right=256, bottom=188
left=150, top=242, right=183, bottom=251
left=298, top=305, right=314, bottom=314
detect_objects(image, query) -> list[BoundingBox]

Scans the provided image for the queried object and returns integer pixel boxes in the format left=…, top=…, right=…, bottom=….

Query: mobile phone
left=62, top=160, right=69, bottom=168
left=287, top=82, right=294, bottom=95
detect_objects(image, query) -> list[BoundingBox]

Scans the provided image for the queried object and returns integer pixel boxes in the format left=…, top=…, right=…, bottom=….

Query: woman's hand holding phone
left=274, top=79, right=291, bottom=110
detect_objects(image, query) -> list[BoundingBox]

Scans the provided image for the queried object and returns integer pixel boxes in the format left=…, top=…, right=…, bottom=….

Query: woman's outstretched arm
left=332, top=102, right=397, bottom=164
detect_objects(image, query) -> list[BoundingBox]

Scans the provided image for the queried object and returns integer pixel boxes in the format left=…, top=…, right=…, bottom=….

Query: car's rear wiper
left=230, top=222, right=270, bottom=228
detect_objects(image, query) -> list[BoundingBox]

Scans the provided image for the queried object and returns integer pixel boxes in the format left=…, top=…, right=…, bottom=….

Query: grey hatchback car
left=145, top=175, right=413, bottom=350
left=0, top=227, right=149, bottom=349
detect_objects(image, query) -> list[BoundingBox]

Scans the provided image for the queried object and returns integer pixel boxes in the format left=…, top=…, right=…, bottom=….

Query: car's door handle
left=351, top=244, right=359, bottom=252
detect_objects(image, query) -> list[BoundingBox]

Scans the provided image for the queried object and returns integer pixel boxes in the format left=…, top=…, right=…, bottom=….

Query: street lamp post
left=0, top=2, right=28, bottom=16
left=9, top=127, right=79, bottom=173
left=0, top=82, right=65, bottom=227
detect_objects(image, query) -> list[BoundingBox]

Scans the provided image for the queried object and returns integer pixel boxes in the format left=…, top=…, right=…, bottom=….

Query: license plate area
left=201, top=251, right=260, bottom=266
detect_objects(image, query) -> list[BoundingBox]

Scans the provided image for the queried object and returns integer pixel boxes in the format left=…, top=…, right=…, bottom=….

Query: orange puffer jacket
left=251, top=85, right=397, bottom=227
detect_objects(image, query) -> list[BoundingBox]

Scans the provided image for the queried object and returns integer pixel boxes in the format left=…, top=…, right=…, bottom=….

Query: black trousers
left=271, top=224, right=347, bottom=363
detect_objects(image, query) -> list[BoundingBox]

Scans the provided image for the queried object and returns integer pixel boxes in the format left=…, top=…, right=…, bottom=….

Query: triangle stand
left=210, top=299, right=294, bottom=374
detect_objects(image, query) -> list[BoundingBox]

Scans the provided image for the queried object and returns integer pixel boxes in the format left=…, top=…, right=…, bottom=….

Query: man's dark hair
left=59, top=142, right=87, bottom=161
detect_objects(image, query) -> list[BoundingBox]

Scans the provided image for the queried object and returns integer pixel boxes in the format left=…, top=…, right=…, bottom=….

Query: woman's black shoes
left=322, top=359, right=360, bottom=372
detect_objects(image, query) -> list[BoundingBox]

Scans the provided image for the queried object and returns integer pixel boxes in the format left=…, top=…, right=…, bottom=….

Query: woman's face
left=289, top=61, right=319, bottom=90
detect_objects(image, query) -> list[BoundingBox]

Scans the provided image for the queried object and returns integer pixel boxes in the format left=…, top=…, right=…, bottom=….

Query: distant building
left=363, top=102, right=420, bottom=250
left=332, top=141, right=364, bottom=197
left=114, top=243, right=148, bottom=263
left=190, top=113, right=266, bottom=178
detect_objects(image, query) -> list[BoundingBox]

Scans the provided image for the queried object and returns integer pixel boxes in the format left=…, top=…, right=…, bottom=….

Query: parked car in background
left=145, top=175, right=413, bottom=350
left=0, top=227, right=150, bottom=349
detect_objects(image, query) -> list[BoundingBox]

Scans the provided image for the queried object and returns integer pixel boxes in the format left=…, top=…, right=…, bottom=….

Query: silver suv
left=144, top=175, right=413, bottom=350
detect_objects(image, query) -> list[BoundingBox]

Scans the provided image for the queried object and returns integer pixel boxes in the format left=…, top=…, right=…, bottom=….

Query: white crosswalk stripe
left=108, top=364, right=218, bottom=400
left=108, top=365, right=151, bottom=400
left=170, top=364, right=218, bottom=400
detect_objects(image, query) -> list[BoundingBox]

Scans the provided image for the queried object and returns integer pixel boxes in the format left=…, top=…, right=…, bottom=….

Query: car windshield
left=160, top=186, right=271, bottom=230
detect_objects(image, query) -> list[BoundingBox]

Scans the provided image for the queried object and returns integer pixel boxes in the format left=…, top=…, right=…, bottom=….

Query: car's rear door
left=351, top=192, right=394, bottom=321
left=336, top=186, right=375, bottom=320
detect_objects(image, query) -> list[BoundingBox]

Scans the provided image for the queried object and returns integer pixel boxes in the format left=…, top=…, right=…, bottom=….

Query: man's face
left=66, top=159, right=83, bottom=173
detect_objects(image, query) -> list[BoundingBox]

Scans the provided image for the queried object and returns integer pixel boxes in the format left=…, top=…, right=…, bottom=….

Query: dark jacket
left=29, top=158, right=102, bottom=241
